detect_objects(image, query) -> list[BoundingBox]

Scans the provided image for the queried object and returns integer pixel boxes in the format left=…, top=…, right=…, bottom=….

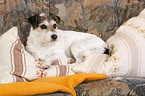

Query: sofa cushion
left=73, top=9, right=145, bottom=78
left=0, top=27, right=75, bottom=83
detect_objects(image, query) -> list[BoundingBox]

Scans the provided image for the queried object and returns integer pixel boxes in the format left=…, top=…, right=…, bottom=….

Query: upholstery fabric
left=0, top=0, right=145, bottom=95
left=0, top=0, right=144, bottom=45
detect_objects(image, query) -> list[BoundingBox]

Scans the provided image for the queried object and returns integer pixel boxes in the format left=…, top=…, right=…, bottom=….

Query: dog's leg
left=40, top=57, right=52, bottom=69
left=70, top=40, right=87, bottom=64
left=41, top=54, right=75, bottom=69
left=70, top=38, right=106, bottom=64
left=51, top=54, right=75, bottom=64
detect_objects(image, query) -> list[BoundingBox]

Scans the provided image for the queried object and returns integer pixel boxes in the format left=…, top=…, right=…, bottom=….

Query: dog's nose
left=51, top=34, right=57, bottom=40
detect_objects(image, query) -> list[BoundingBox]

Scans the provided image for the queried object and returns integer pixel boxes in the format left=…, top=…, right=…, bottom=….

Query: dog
left=26, top=12, right=108, bottom=69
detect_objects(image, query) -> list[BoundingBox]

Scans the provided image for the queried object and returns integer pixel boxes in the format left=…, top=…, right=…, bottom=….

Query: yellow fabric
left=0, top=73, right=107, bottom=96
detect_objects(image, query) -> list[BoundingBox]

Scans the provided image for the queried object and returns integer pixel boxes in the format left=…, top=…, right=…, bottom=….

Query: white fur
left=26, top=20, right=107, bottom=68
left=39, top=13, right=46, bottom=17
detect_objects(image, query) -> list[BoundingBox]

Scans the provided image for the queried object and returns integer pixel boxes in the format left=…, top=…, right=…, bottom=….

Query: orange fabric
left=0, top=73, right=107, bottom=96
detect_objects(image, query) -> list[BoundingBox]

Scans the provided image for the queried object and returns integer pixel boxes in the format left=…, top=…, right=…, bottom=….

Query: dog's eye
left=40, top=24, right=47, bottom=29
left=53, top=24, right=57, bottom=29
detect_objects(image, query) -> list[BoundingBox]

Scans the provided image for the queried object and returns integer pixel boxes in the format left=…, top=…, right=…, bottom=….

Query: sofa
left=0, top=0, right=145, bottom=95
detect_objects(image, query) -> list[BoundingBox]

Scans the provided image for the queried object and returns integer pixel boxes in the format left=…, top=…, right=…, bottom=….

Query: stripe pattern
left=114, top=32, right=140, bottom=77
left=53, top=58, right=73, bottom=76
left=35, top=58, right=75, bottom=78
left=10, top=38, right=26, bottom=82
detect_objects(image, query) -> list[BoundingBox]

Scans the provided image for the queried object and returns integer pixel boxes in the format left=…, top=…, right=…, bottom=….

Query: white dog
left=26, top=13, right=108, bottom=69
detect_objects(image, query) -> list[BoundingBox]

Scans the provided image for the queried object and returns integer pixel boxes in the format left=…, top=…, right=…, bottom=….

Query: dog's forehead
left=39, top=13, right=56, bottom=23
left=39, top=13, right=49, bottom=21
left=39, top=13, right=57, bottom=24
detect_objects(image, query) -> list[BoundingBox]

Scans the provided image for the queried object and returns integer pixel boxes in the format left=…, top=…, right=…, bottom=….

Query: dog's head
left=27, top=12, right=61, bottom=43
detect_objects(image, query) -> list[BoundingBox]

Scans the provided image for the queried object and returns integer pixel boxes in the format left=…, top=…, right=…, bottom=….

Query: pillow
left=72, top=9, right=145, bottom=78
left=0, top=27, right=75, bottom=83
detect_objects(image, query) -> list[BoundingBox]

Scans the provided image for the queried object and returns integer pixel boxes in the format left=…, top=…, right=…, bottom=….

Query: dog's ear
left=49, top=12, right=61, bottom=24
left=27, top=14, right=39, bottom=29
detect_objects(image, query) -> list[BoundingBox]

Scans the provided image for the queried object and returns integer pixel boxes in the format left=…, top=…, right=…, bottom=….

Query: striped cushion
left=73, top=9, right=145, bottom=78
left=0, top=27, right=75, bottom=83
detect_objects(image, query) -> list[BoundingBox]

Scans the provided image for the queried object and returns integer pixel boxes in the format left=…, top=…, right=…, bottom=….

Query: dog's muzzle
left=51, top=34, right=57, bottom=40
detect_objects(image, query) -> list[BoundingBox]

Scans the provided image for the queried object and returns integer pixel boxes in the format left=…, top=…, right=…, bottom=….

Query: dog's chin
left=42, top=39, right=58, bottom=45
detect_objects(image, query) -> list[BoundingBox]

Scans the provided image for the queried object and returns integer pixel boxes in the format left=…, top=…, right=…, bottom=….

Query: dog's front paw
left=50, top=58, right=75, bottom=65
left=40, top=59, right=52, bottom=70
